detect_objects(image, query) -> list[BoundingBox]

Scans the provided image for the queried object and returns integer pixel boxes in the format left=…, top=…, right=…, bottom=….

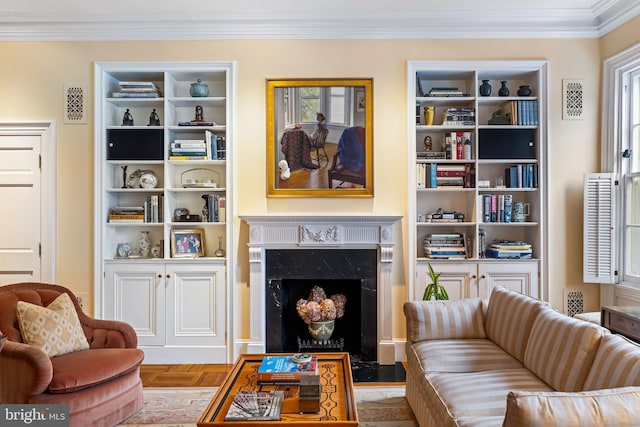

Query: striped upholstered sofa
left=404, top=286, right=640, bottom=426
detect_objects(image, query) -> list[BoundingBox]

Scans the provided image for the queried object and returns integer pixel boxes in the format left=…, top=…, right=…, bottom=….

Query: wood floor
left=140, top=364, right=233, bottom=387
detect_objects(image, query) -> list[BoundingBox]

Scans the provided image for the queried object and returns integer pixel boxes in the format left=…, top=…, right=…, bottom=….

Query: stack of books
left=423, top=233, right=467, bottom=259
left=170, top=140, right=207, bottom=160
left=486, top=240, right=532, bottom=259
left=257, top=355, right=318, bottom=384
left=112, top=81, right=161, bottom=98
left=108, top=206, right=144, bottom=223
left=427, top=87, right=467, bottom=97
left=424, top=210, right=465, bottom=223
left=416, top=163, right=474, bottom=189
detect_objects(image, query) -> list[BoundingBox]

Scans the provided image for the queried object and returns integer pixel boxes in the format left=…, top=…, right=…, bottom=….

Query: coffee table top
left=197, top=352, right=358, bottom=426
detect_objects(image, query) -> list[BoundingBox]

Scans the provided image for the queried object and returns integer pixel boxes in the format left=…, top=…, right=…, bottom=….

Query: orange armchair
left=0, top=282, right=144, bottom=427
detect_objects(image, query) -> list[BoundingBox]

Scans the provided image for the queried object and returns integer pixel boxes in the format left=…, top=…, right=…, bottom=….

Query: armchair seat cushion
left=49, top=348, right=144, bottom=394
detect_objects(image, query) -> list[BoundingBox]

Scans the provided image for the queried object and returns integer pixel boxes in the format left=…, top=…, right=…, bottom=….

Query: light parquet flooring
left=140, top=364, right=233, bottom=387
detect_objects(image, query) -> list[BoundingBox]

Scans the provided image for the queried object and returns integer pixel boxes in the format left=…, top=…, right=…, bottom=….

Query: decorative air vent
left=566, top=291, right=584, bottom=317
left=562, top=79, right=585, bottom=120
left=64, top=84, right=87, bottom=124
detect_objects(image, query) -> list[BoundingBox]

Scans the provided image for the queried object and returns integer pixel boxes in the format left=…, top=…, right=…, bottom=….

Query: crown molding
left=1, top=3, right=639, bottom=41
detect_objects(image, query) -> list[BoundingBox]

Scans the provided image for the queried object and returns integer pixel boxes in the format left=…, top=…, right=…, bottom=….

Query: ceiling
left=2, top=0, right=640, bottom=41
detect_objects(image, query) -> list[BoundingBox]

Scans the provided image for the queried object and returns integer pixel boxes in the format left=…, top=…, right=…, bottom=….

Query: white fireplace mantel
left=240, top=215, right=402, bottom=365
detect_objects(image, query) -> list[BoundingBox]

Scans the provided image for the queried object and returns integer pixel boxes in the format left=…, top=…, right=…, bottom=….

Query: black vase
left=517, top=85, right=532, bottom=96
left=498, top=81, right=509, bottom=97
left=479, top=80, right=492, bottom=97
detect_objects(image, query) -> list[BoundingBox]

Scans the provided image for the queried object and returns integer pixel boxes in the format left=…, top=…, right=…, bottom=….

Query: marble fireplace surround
left=240, top=215, right=402, bottom=365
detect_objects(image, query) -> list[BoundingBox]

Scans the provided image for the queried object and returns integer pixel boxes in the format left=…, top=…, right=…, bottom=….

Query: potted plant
left=296, top=286, right=347, bottom=341
left=422, top=262, right=449, bottom=300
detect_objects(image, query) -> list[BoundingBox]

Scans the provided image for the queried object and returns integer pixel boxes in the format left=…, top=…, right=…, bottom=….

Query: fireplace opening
left=265, top=249, right=377, bottom=361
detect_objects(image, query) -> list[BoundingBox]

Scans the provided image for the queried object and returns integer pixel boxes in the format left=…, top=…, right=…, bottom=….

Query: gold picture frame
left=170, top=228, right=206, bottom=258
left=267, top=78, right=373, bottom=197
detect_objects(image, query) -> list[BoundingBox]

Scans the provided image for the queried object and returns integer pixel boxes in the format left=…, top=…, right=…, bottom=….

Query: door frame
left=0, top=122, right=57, bottom=283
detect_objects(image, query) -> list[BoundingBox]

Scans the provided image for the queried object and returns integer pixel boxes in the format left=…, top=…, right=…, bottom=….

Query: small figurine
left=122, top=109, right=134, bottom=126
left=148, top=109, right=160, bottom=126
left=194, top=105, right=204, bottom=122
left=423, top=135, right=432, bottom=151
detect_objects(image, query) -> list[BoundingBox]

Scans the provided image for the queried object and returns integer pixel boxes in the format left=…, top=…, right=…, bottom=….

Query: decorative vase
left=190, top=79, right=209, bottom=97
left=498, top=81, right=510, bottom=97
left=517, top=85, right=532, bottom=96
left=308, top=320, right=335, bottom=341
left=479, top=80, right=492, bottom=96
left=424, top=106, right=435, bottom=126
left=139, top=231, right=151, bottom=258
left=215, top=236, right=226, bottom=257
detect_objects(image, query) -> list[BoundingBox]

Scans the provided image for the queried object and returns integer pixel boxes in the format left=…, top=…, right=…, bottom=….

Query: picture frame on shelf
left=170, top=228, right=206, bottom=258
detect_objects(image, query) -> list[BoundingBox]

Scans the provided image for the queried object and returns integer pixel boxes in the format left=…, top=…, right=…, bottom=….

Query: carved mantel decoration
left=240, top=215, right=402, bottom=364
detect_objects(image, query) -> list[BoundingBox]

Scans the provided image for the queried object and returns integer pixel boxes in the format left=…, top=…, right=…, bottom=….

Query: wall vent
left=64, top=83, right=88, bottom=124
left=566, top=291, right=584, bottom=317
left=562, top=79, right=585, bottom=120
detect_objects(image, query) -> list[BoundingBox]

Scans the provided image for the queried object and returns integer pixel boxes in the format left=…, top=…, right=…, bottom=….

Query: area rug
left=118, top=386, right=417, bottom=426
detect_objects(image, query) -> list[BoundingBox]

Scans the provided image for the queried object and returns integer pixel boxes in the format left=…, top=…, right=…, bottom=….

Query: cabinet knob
left=481, top=275, right=486, bottom=279
left=166, top=274, right=171, bottom=279
left=157, top=274, right=162, bottom=278
left=471, top=275, right=477, bottom=279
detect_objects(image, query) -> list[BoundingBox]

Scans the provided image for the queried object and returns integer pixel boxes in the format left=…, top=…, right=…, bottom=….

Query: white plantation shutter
left=583, top=173, right=616, bottom=284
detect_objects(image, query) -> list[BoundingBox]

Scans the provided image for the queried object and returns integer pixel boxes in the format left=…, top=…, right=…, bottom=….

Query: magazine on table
left=224, top=390, right=284, bottom=421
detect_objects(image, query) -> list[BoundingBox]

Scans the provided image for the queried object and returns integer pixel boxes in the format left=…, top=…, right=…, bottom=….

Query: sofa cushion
left=427, top=369, right=552, bottom=420
left=404, top=298, right=485, bottom=343
left=524, top=307, right=604, bottom=392
left=16, top=293, right=90, bottom=358
left=484, top=286, right=545, bottom=363
left=411, top=339, right=524, bottom=373
left=583, top=333, right=640, bottom=390
left=503, top=387, right=640, bottom=426
left=48, top=347, right=144, bottom=393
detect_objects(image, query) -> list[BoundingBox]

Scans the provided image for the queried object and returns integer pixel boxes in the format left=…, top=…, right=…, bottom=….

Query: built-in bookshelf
left=94, top=61, right=234, bottom=363
left=408, top=61, right=548, bottom=302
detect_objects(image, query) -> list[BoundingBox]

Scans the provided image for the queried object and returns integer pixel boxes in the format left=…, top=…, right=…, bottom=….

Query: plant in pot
left=296, top=286, right=347, bottom=341
left=422, top=262, right=449, bottom=300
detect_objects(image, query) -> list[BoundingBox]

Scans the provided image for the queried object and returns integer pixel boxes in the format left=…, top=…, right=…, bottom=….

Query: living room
left=1, top=0, right=639, bottom=368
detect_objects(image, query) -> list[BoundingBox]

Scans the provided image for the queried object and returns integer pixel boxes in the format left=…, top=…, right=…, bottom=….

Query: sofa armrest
left=503, top=387, right=640, bottom=426
left=403, top=298, right=486, bottom=343
left=0, top=340, right=53, bottom=403
left=78, top=314, right=138, bottom=349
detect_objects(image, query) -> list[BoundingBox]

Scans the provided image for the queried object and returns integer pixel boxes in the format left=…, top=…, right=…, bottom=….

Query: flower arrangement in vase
left=296, top=286, right=347, bottom=341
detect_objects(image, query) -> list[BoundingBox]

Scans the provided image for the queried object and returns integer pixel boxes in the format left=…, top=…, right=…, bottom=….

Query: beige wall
left=0, top=27, right=635, bottom=345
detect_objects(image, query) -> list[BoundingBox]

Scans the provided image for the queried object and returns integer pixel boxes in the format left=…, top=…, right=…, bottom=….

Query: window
left=298, top=87, right=321, bottom=123
left=601, top=42, right=640, bottom=290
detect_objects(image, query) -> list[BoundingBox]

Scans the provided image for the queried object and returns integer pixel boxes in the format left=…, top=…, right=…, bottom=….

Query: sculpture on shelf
left=122, top=109, right=134, bottom=126
left=148, top=109, right=160, bottom=126
left=488, top=109, right=511, bottom=125
left=194, top=105, right=204, bottom=122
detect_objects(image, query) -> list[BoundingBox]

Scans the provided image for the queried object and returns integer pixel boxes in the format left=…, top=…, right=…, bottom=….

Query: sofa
left=0, top=282, right=145, bottom=427
left=404, top=286, right=640, bottom=426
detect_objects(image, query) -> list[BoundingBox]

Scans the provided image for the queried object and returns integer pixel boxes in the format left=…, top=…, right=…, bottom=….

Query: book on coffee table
left=224, top=390, right=284, bottom=421
left=257, top=355, right=318, bottom=383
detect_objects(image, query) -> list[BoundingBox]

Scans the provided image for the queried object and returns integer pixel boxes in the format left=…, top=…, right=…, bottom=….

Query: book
left=224, top=391, right=284, bottom=421
left=257, top=355, right=318, bottom=383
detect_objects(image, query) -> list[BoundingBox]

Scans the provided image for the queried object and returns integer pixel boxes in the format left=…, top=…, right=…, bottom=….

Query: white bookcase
left=407, top=61, right=548, bottom=302
left=94, top=62, right=235, bottom=363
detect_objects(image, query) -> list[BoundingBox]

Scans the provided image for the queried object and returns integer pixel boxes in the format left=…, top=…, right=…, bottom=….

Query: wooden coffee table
left=197, top=352, right=358, bottom=426
left=601, top=306, right=640, bottom=343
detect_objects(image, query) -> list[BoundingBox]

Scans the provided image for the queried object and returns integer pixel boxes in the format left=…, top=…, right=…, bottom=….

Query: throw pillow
left=16, top=292, right=90, bottom=357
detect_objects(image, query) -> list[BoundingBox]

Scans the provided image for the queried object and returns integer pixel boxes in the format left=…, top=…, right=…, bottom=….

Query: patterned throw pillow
left=16, top=293, right=90, bottom=357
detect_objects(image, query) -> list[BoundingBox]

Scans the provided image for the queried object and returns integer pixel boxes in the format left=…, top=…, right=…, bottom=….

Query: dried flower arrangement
left=296, top=286, right=347, bottom=324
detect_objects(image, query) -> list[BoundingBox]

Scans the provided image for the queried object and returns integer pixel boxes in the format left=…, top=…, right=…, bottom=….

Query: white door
left=0, top=132, right=41, bottom=285
left=477, top=262, right=539, bottom=299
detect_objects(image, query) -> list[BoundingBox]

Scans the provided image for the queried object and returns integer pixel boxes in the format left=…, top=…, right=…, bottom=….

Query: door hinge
left=39, top=154, right=42, bottom=169
left=39, top=243, right=42, bottom=257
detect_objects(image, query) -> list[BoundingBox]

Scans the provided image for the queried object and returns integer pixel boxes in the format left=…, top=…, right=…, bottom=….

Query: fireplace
left=240, top=215, right=401, bottom=364
left=265, top=249, right=377, bottom=360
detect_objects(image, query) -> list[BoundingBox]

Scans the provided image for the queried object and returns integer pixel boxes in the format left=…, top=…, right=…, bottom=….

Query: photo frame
left=356, top=90, right=365, bottom=112
left=267, top=78, right=373, bottom=197
left=170, top=228, right=206, bottom=258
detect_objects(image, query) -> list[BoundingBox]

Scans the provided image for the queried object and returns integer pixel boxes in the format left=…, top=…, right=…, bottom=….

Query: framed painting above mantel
left=266, top=78, right=373, bottom=197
